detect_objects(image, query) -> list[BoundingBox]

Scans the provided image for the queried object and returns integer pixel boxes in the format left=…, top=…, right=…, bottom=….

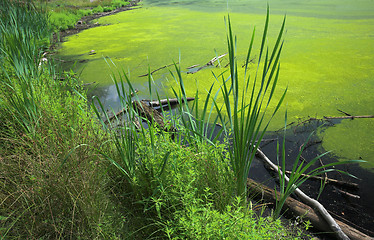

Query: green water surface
left=59, top=0, right=374, bottom=169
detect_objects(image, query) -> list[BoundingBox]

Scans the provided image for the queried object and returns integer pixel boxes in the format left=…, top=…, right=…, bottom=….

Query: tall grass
left=94, top=7, right=287, bottom=202
left=164, top=8, right=286, bottom=198
left=0, top=0, right=51, bottom=135
left=216, top=11, right=286, bottom=198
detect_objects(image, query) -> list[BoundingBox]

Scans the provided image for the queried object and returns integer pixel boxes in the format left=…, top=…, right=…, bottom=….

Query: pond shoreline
left=53, top=1, right=374, bottom=238
left=51, top=0, right=142, bottom=45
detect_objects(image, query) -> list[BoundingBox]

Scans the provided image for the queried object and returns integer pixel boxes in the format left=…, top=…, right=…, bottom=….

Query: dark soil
left=51, top=0, right=141, bottom=44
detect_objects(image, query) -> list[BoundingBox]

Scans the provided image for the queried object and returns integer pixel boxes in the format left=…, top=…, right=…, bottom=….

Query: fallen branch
left=187, top=53, right=227, bottom=74
left=332, top=186, right=361, bottom=199
left=255, top=149, right=350, bottom=240
left=247, top=178, right=372, bottom=240
left=132, top=100, right=176, bottom=134
left=284, top=171, right=359, bottom=189
left=82, top=81, right=96, bottom=87
left=324, top=115, right=374, bottom=120
left=145, top=97, right=195, bottom=107
left=186, top=64, right=200, bottom=69
left=138, top=63, right=178, bottom=77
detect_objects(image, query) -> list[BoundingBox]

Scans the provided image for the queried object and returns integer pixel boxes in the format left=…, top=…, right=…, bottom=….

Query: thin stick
left=138, top=63, right=178, bottom=77
left=324, top=115, right=374, bottom=120
left=284, top=170, right=359, bottom=189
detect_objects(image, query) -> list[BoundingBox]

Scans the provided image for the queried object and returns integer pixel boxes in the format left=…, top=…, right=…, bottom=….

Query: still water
left=59, top=0, right=374, bottom=169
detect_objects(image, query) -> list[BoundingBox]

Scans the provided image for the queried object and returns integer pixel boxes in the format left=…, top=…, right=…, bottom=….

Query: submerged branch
left=255, top=149, right=350, bottom=240
left=284, top=170, right=359, bottom=189
left=138, top=63, right=178, bottom=77
left=247, top=178, right=372, bottom=240
left=324, top=115, right=374, bottom=120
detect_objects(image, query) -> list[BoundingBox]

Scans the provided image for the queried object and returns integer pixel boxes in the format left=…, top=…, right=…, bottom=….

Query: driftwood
left=146, top=97, right=195, bottom=108
left=247, top=178, right=373, bottom=240
left=255, top=149, right=350, bottom=240
left=132, top=101, right=176, bottom=134
left=186, top=64, right=200, bottom=69
left=324, top=115, right=374, bottom=120
left=332, top=186, right=361, bottom=199
left=284, top=171, right=359, bottom=189
left=82, top=81, right=96, bottom=87
left=133, top=101, right=165, bottom=128
left=187, top=53, right=227, bottom=74
left=138, top=63, right=178, bottom=77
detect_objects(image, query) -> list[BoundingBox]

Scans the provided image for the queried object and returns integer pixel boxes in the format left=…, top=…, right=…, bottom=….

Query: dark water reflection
left=250, top=121, right=374, bottom=235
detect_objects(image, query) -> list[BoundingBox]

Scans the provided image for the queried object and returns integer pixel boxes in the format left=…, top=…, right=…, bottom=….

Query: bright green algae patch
left=58, top=2, right=374, bottom=169
left=322, top=119, right=374, bottom=169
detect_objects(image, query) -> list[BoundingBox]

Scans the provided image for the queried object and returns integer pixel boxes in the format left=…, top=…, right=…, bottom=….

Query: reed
left=218, top=9, right=286, bottom=198
left=0, top=0, right=51, bottom=135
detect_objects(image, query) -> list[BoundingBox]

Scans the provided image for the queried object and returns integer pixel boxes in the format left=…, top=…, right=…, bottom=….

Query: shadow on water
left=249, top=119, right=374, bottom=236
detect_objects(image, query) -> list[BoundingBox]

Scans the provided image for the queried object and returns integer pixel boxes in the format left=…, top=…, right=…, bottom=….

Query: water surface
left=59, top=0, right=374, bottom=169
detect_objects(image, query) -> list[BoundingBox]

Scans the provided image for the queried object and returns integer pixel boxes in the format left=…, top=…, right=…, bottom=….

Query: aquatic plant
left=167, top=8, right=286, bottom=198
left=215, top=10, right=286, bottom=198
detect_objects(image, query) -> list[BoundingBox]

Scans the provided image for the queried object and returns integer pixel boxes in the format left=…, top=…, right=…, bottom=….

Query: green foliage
left=0, top=0, right=51, bottom=135
left=77, top=8, right=93, bottom=17
left=166, top=9, right=286, bottom=200
left=0, top=2, right=314, bottom=239
left=111, top=0, right=130, bottom=8
left=218, top=10, right=286, bottom=199
left=165, top=196, right=298, bottom=239
left=49, top=11, right=80, bottom=31
left=92, top=5, right=104, bottom=14
left=104, top=6, right=115, bottom=12
left=0, top=67, right=117, bottom=239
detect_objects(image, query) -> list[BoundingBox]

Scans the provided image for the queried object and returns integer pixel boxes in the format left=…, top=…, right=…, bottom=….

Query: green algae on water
left=58, top=1, right=374, bottom=169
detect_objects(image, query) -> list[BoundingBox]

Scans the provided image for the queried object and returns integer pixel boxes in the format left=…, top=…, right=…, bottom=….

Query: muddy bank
left=52, top=0, right=141, bottom=43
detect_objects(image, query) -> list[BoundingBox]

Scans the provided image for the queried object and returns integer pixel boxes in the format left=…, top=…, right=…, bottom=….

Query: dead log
left=146, top=97, right=195, bottom=107
left=247, top=178, right=373, bottom=240
left=82, top=81, right=96, bottom=87
left=132, top=100, right=177, bottom=135
left=284, top=171, right=359, bottom=189
left=255, top=149, right=350, bottom=240
left=133, top=100, right=165, bottom=128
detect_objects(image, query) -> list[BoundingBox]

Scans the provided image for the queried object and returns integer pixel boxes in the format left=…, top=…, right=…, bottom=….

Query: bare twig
left=138, top=63, right=178, bottom=77
left=187, top=53, right=227, bottom=74
left=284, top=170, right=359, bottom=189
left=324, top=115, right=374, bottom=120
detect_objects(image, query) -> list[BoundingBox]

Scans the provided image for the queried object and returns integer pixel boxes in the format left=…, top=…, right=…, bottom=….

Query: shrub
left=49, top=11, right=79, bottom=31
left=92, top=5, right=104, bottom=14
left=111, top=0, right=130, bottom=8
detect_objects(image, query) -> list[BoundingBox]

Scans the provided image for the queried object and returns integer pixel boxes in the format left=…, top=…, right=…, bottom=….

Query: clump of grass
left=45, top=0, right=131, bottom=31
left=0, top=1, right=119, bottom=238
left=166, top=8, right=286, bottom=200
